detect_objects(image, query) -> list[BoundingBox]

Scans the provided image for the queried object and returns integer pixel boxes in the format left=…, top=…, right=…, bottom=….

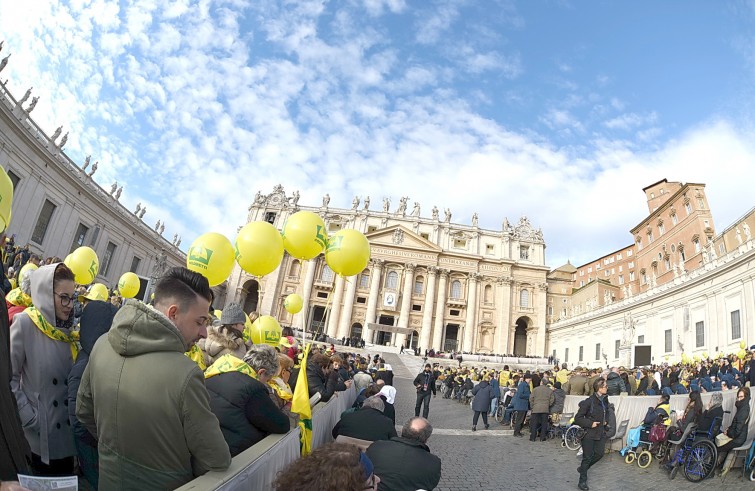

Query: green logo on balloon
left=264, top=330, right=281, bottom=344
left=315, top=225, right=328, bottom=248
left=326, top=234, right=342, bottom=252
left=189, top=247, right=214, bottom=268
left=88, top=260, right=98, bottom=279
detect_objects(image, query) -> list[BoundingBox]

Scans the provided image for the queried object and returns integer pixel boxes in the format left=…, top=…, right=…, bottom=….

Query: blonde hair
left=278, top=353, right=294, bottom=371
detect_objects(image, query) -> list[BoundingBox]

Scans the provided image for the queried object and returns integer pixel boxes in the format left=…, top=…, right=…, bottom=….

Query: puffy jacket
left=606, top=372, right=626, bottom=396
left=471, top=381, right=493, bottom=412
left=574, top=394, right=611, bottom=441
left=76, top=300, right=231, bottom=490
left=366, top=437, right=442, bottom=491
left=550, top=388, right=566, bottom=414
left=512, top=381, right=531, bottom=411
left=206, top=371, right=289, bottom=456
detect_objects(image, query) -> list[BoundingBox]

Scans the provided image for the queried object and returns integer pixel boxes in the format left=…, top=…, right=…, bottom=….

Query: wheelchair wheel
left=683, top=439, right=716, bottom=482
left=494, top=406, right=504, bottom=423
left=624, top=452, right=636, bottom=464
left=669, top=464, right=679, bottom=480
left=750, top=466, right=755, bottom=482
left=564, top=426, right=583, bottom=451
left=655, top=443, right=667, bottom=461
left=637, top=450, right=652, bottom=468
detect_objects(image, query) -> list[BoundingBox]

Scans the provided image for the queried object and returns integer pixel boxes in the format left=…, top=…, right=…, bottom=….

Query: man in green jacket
left=77, top=267, right=231, bottom=490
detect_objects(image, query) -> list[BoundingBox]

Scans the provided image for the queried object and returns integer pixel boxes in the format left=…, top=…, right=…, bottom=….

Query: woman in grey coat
left=471, top=377, right=494, bottom=431
left=10, top=263, right=77, bottom=475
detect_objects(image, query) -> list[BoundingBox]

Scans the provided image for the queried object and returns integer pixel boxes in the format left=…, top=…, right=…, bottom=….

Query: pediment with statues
left=365, top=225, right=442, bottom=253
left=513, top=216, right=544, bottom=243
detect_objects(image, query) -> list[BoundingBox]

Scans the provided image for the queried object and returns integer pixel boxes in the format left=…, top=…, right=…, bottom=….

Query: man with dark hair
left=76, top=267, right=230, bottom=489
left=574, top=377, right=610, bottom=490
left=413, top=364, right=436, bottom=418
left=366, top=417, right=442, bottom=491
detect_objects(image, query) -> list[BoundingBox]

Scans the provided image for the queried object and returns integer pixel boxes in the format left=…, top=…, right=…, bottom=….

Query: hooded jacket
left=366, top=437, right=442, bottom=491
left=10, top=263, right=75, bottom=463
left=606, top=371, right=626, bottom=396
left=76, top=300, right=231, bottom=490
left=471, top=380, right=493, bottom=412
left=199, top=324, right=246, bottom=366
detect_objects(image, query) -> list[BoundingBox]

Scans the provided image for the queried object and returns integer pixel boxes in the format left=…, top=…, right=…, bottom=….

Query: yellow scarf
left=26, top=306, right=78, bottom=362
left=7, top=288, right=32, bottom=307
left=269, top=376, right=293, bottom=402
left=204, top=353, right=258, bottom=380
left=185, top=344, right=207, bottom=371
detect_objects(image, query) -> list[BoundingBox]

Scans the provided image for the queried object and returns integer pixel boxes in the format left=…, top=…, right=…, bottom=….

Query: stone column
left=462, top=273, right=479, bottom=352
left=336, top=275, right=359, bottom=340
left=364, top=259, right=384, bottom=343
left=326, top=275, right=345, bottom=338
left=431, top=269, right=449, bottom=351
left=534, top=283, right=549, bottom=355
left=494, top=277, right=512, bottom=354
left=296, top=258, right=318, bottom=330
left=259, top=260, right=284, bottom=316
left=396, top=263, right=416, bottom=348
left=419, top=266, right=438, bottom=352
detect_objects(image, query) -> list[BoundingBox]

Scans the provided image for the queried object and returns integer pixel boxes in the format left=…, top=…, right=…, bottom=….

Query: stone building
left=224, top=186, right=549, bottom=355
left=546, top=179, right=755, bottom=367
left=0, top=79, right=184, bottom=294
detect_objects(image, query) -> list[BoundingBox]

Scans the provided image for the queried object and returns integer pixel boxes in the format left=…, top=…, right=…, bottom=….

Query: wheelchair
left=563, top=423, right=585, bottom=451
left=664, top=416, right=722, bottom=482
left=548, top=412, right=575, bottom=442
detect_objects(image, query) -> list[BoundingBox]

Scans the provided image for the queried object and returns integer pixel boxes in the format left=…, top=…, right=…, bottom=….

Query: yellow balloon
left=250, top=315, right=282, bottom=346
left=738, top=349, right=747, bottom=360
left=702, top=352, right=708, bottom=359
left=325, top=229, right=370, bottom=277
left=118, top=272, right=141, bottom=299
left=282, top=211, right=327, bottom=260
left=693, top=355, right=700, bottom=362
left=0, top=167, right=13, bottom=231
left=78, top=283, right=109, bottom=303
left=69, top=246, right=99, bottom=285
left=284, top=293, right=303, bottom=314
left=739, top=340, right=746, bottom=349
left=235, top=221, right=284, bottom=276
left=18, top=263, right=38, bottom=285
left=186, top=233, right=235, bottom=287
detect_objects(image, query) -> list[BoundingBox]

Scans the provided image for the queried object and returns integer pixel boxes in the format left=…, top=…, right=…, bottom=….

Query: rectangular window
left=449, top=309, right=460, bottom=316
left=629, top=271, right=635, bottom=281
left=420, top=232, right=429, bottom=239
left=31, top=199, right=56, bottom=244
left=618, top=275, right=624, bottom=285
left=454, top=238, right=467, bottom=249
left=367, top=226, right=377, bottom=233
left=671, top=214, right=678, bottom=225
left=614, top=340, right=620, bottom=359
left=579, top=346, right=584, bottom=362
left=658, top=224, right=664, bottom=235
left=486, top=244, right=494, bottom=254
left=719, top=243, right=725, bottom=254
left=731, top=310, right=741, bottom=340
left=647, top=231, right=654, bottom=243
left=664, top=329, right=672, bottom=353
left=685, top=202, right=692, bottom=215
left=627, top=249, right=632, bottom=257
left=7, top=169, right=20, bottom=190
left=264, top=212, right=276, bottom=224
left=519, top=246, right=529, bottom=260
left=697, top=198, right=705, bottom=209
left=638, top=335, right=645, bottom=344
left=618, top=265, right=623, bottom=273
left=356, top=296, right=366, bottom=304
left=359, top=273, right=370, bottom=289
left=587, top=267, right=592, bottom=273
left=317, top=291, right=328, bottom=299
left=693, top=240, right=701, bottom=253
left=129, top=256, right=141, bottom=274
left=70, top=223, right=89, bottom=253
left=565, top=348, right=569, bottom=362
left=695, top=321, right=704, bottom=348
left=595, top=343, right=601, bottom=361
left=628, top=262, right=634, bottom=268
left=101, top=241, right=117, bottom=277
left=412, top=304, right=422, bottom=312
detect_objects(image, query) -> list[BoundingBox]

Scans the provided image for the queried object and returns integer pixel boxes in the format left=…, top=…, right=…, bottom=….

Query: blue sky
left=2, top=0, right=755, bottom=268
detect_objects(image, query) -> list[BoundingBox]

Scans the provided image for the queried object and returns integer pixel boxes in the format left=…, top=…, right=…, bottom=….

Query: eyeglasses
left=54, top=292, right=74, bottom=306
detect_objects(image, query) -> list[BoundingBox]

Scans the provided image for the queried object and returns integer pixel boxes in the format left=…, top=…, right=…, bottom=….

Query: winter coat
left=606, top=372, right=626, bottom=396
left=565, top=374, right=588, bottom=395
left=471, top=380, right=493, bottom=412
left=529, top=384, right=555, bottom=414
left=636, top=376, right=649, bottom=395
left=698, top=406, right=724, bottom=435
left=489, top=379, right=501, bottom=399
left=366, top=437, right=442, bottom=491
left=76, top=300, right=231, bottom=490
left=67, top=301, right=119, bottom=488
left=331, top=407, right=397, bottom=442
left=726, top=400, right=751, bottom=447
left=375, top=368, right=394, bottom=386
left=306, top=362, right=338, bottom=403
left=512, top=380, right=531, bottom=411
left=550, top=388, right=566, bottom=414
left=206, top=371, right=289, bottom=457
left=556, top=369, right=570, bottom=387
left=413, top=371, right=436, bottom=396
left=10, top=263, right=75, bottom=464
left=0, top=291, right=30, bottom=480
left=574, top=394, right=611, bottom=441
left=199, top=324, right=246, bottom=366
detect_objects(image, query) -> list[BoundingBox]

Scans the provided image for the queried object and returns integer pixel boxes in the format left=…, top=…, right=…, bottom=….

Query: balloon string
left=314, top=277, right=336, bottom=345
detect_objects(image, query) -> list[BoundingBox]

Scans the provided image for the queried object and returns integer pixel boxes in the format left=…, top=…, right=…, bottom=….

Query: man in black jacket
left=574, top=378, right=610, bottom=491
left=366, top=417, right=442, bottom=491
left=414, top=364, right=436, bottom=418
left=332, top=396, right=397, bottom=442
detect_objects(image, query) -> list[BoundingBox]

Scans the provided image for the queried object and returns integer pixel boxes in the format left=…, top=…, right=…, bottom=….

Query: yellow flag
left=291, top=343, right=312, bottom=455
left=185, top=344, right=207, bottom=371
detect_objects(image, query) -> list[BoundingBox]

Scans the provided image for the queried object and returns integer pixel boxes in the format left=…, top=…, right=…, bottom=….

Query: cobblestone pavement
left=368, top=352, right=754, bottom=491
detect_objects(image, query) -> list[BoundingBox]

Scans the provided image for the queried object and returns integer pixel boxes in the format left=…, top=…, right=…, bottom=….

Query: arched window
left=413, top=276, right=424, bottom=295
left=386, top=271, right=398, bottom=289
left=288, top=260, right=301, bottom=278
left=321, top=265, right=334, bottom=282
left=484, top=284, right=493, bottom=303
left=450, top=280, right=462, bottom=299
left=359, top=271, right=370, bottom=289
left=520, top=289, right=530, bottom=308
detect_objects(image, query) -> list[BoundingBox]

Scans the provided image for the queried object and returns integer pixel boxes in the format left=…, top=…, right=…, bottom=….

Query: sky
left=1, top=0, right=755, bottom=269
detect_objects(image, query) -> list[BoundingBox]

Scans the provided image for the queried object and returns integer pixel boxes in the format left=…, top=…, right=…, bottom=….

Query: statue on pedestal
left=155, top=220, right=161, bottom=231
left=411, top=202, right=421, bottom=217
left=88, top=161, right=98, bottom=177
left=0, top=54, right=10, bottom=73
left=110, top=182, right=118, bottom=195
left=58, top=132, right=68, bottom=148
left=472, top=212, right=478, bottom=227
left=51, top=126, right=63, bottom=141
left=26, top=96, right=38, bottom=113
left=621, top=313, right=636, bottom=348
left=744, top=222, right=752, bottom=241
left=135, top=202, right=142, bottom=214
left=382, top=197, right=390, bottom=212
left=322, top=193, right=330, bottom=207
left=114, top=187, right=122, bottom=200
left=444, top=208, right=452, bottom=223
left=431, top=206, right=439, bottom=220
left=396, top=196, right=408, bottom=215
left=351, top=196, right=360, bottom=210
left=291, top=190, right=300, bottom=207
left=363, top=196, right=370, bottom=210
left=159, top=223, right=165, bottom=235
left=18, top=88, right=31, bottom=105
left=736, top=227, right=743, bottom=245
left=82, top=155, right=91, bottom=171
left=138, top=207, right=146, bottom=219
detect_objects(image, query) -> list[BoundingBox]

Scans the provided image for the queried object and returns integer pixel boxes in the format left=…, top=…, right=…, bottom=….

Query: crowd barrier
left=563, top=391, right=755, bottom=450
left=177, top=386, right=357, bottom=491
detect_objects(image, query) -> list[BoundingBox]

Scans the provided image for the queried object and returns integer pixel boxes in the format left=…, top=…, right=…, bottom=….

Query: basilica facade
left=224, top=186, right=549, bottom=355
